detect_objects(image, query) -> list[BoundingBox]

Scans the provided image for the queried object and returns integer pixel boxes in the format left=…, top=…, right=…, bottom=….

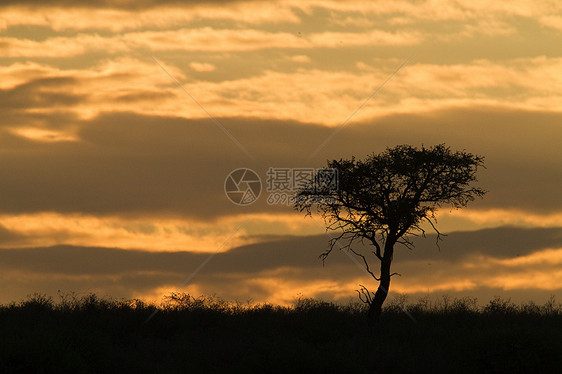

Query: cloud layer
left=1, top=226, right=561, bottom=305
left=0, top=109, right=561, bottom=219
left=1, top=0, right=561, bottom=304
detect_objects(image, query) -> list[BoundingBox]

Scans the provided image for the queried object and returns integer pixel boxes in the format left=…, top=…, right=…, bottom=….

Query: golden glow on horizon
left=0, top=213, right=248, bottom=252
left=9, top=127, right=79, bottom=143
left=491, top=248, right=562, bottom=267
left=129, top=246, right=562, bottom=305
left=0, top=212, right=323, bottom=252
left=0, top=209, right=559, bottom=252
left=487, top=270, right=562, bottom=290
left=392, top=279, right=479, bottom=294
left=445, top=209, right=562, bottom=228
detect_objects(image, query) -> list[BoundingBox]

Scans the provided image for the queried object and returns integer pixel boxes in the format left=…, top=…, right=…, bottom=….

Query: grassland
left=1, top=292, right=561, bottom=373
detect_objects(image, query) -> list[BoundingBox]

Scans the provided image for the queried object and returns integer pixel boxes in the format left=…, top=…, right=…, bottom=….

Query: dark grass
left=1, top=292, right=561, bottom=373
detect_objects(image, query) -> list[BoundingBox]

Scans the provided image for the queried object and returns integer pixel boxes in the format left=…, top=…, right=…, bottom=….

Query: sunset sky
left=1, top=0, right=561, bottom=307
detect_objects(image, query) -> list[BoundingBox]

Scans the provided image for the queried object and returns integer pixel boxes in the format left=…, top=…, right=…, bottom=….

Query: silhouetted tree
left=295, top=144, right=486, bottom=324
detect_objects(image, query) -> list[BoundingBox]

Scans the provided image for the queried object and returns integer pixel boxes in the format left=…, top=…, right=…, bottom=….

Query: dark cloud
left=0, top=236, right=325, bottom=277
left=114, top=91, right=177, bottom=103
left=1, top=226, right=561, bottom=303
left=0, top=77, right=81, bottom=111
left=0, top=224, right=22, bottom=244
left=0, top=111, right=326, bottom=219
left=0, top=107, right=560, bottom=219
left=395, top=226, right=562, bottom=261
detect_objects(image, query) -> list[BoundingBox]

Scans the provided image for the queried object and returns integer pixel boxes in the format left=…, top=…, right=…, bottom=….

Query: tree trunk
left=367, top=244, right=394, bottom=324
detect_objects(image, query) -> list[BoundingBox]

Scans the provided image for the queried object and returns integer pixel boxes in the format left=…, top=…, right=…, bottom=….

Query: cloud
left=307, top=29, right=423, bottom=47
left=445, top=209, right=562, bottom=229
left=0, top=226, right=561, bottom=304
left=0, top=211, right=320, bottom=252
left=0, top=0, right=239, bottom=9
left=0, top=105, right=561, bottom=221
left=290, top=55, right=311, bottom=63
left=0, top=224, right=23, bottom=244
left=394, top=226, right=562, bottom=261
left=2, top=56, right=562, bottom=130
left=540, top=15, right=562, bottom=31
left=0, top=28, right=423, bottom=58
left=0, top=34, right=125, bottom=58
left=2, top=0, right=561, bottom=38
left=8, top=127, right=79, bottom=143
left=0, top=3, right=300, bottom=31
left=5, top=56, right=562, bottom=126
left=293, top=0, right=562, bottom=26
left=189, top=62, right=216, bottom=72
left=0, top=76, right=81, bottom=110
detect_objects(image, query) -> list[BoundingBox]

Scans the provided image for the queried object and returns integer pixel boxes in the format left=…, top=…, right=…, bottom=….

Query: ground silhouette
left=0, top=292, right=560, bottom=373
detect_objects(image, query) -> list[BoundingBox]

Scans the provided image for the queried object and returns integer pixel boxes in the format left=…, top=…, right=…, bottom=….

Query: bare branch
left=424, top=215, right=447, bottom=250
left=355, top=284, right=374, bottom=305
left=397, top=235, right=415, bottom=250
left=349, top=247, right=380, bottom=281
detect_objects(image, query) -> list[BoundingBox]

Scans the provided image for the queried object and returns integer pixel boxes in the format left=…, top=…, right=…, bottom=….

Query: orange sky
left=1, top=0, right=561, bottom=306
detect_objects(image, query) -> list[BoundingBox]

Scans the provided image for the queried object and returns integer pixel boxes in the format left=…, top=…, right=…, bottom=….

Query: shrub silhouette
left=1, top=292, right=561, bottom=373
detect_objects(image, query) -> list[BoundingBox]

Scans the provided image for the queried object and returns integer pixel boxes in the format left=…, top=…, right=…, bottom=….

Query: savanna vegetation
left=1, top=292, right=561, bottom=373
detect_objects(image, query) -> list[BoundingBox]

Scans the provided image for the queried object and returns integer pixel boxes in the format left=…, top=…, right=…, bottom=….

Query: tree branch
left=424, top=215, right=446, bottom=249
left=349, top=247, right=380, bottom=281
left=355, top=284, right=374, bottom=305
